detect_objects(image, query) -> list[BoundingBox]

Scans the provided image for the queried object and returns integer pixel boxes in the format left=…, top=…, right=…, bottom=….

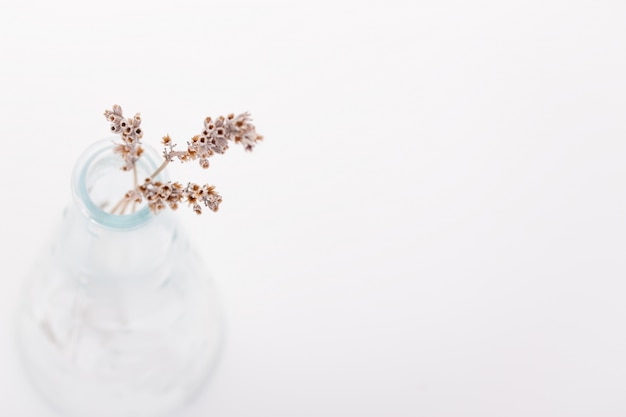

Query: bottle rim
left=71, top=138, right=164, bottom=230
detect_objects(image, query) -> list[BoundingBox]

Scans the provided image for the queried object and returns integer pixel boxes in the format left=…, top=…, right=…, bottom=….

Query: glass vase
left=16, top=139, right=222, bottom=417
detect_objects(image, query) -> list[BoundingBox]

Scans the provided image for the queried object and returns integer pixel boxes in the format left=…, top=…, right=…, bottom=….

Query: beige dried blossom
left=105, top=105, right=261, bottom=216
left=184, top=182, right=222, bottom=214
left=163, top=112, right=264, bottom=169
left=104, top=105, right=144, bottom=171
left=138, top=179, right=185, bottom=214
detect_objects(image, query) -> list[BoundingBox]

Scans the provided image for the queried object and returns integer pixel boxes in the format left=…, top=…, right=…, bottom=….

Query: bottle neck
left=64, top=139, right=178, bottom=287
left=71, top=138, right=164, bottom=230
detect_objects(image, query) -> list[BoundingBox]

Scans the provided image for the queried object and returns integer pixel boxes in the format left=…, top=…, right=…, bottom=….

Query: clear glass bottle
left=17, top=139, right=222, bottom=417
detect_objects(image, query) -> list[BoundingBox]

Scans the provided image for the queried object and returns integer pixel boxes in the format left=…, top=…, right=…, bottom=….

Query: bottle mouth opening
left=71, top=138, right=164, bottom=230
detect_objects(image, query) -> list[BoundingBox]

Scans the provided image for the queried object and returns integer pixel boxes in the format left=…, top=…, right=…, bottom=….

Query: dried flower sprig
left=157, top=112, right=263, bottom=174
left=104, top=105, right=144, bottom=173
left=104, top=105, right=261, bottom=215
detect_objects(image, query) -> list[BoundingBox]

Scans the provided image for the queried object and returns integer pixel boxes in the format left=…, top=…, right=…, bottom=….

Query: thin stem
left=110, top=197, right=126, bottom=214
left=150, top=160, right=170, bottom=180
left=119, top=197, right=131, bottom=215
left=133, top=165, right=138, bottom=188
left=111, top=164, right=139, bottom=215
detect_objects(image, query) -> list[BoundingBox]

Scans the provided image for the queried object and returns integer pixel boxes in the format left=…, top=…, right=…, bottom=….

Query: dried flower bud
left=105, top=104, right=144, bottom=171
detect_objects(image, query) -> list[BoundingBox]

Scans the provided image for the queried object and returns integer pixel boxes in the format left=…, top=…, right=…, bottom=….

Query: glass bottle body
left=17, top=140, right=221, bottom=417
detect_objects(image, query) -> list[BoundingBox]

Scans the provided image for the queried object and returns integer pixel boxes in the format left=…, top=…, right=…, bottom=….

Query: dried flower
left=104, top=105, right=261, bottom=215
left=104, top=105, right=144, bottom=171
left=159, top=112, right=263, bottom=169
left=137, top=178, right=185, bottom=213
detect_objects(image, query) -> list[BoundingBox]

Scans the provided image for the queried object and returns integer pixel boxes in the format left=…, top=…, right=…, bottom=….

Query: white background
left=1, top=0, right=626, bottom=416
